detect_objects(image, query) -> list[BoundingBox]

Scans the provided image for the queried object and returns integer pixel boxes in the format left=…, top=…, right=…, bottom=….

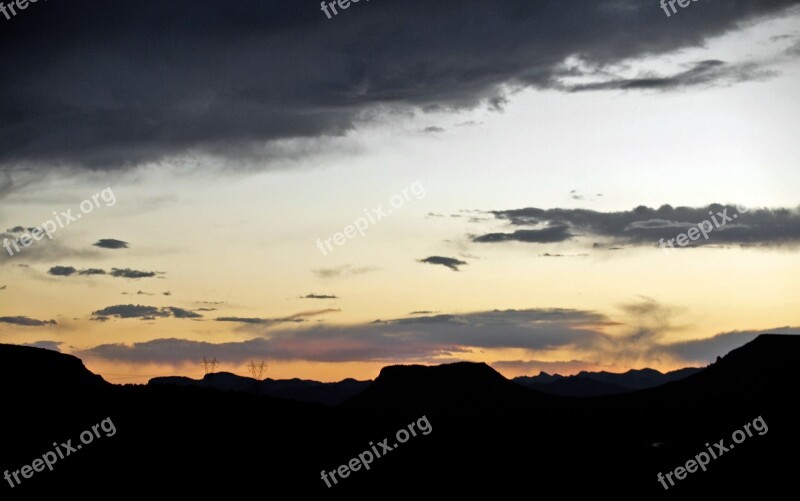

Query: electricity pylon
left=201, top=356, right=219, bottom=375
left=248, top=360, right=267, bottom=380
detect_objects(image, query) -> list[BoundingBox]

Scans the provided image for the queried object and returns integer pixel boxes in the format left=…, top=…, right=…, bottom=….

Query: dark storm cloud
left=93, top=239, right=129, bottom=249
left=1, top=0, right=797, bottom=170
left=476, top=204, right=800, bottom=247
left=0, top=316, right=57, bottom=326
left=419, top=256, right=468, bottom=271
left=91, top=304, right=203, bottom=320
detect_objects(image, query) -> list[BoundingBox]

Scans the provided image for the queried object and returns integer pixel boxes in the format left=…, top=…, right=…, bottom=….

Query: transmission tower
left=248, top=360, right=267, bottom=380
left=201, top=356, right=219, bottom=375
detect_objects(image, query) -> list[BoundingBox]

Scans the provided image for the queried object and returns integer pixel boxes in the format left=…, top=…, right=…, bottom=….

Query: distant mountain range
left=149, top=373, right=371, bottom=405
left=148, top=366, right=701, bottom=403
left=1, top=334, right=798, bottom=495
left=513, top=367, right=702, bottom=397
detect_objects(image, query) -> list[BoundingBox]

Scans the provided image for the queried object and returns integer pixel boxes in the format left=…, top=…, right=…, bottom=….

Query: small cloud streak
left=313, top=265, right=376, bottom=279
left=93, top=239, right=129, bottom=249
left=419, top=256, right=468, bottom=271
left=0, top=316, right=57, bottom=326
left=91, top=304, right=202, bottom=320
left=110, top=268, right=159, bottom=279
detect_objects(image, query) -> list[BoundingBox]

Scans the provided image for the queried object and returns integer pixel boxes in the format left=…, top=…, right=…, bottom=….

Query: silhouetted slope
left=0, top=343, right=108, bottom=392
left=523, top=375, right=633, bottom=396
left=1, top=335, right=798, bottom=496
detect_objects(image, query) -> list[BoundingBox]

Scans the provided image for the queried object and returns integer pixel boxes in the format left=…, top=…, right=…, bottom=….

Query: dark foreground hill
left=1, top=334, right=798, bottom=496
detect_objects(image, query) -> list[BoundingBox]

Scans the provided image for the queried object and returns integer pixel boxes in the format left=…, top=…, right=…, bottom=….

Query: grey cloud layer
left=2, top=0, right=797, bottom=169
left=664, top=327, right=800, bottom=362
left=46, top=266, right=158, bottom=278
left=475, top=204, right=800, bottom=247
left=78, top=304, right=800, bottom=367
left=82, top=309, right=609, bottom=363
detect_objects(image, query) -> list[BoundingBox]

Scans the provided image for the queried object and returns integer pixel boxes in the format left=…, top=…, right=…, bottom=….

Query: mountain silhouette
left=513, top=367, right=702, bottom=397
left=150, top=372, right=371, bottom=405
left=1, top=334, right=798, bottom=496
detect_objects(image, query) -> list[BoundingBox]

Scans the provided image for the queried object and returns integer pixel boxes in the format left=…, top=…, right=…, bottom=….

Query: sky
left=1, top=0, right=799, bottom=383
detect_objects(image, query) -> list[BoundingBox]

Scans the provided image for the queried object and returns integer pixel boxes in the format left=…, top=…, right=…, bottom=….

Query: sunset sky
left=1, top=0, right=799, bottom=383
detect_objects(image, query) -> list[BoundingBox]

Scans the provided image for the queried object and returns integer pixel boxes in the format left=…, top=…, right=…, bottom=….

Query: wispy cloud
left=313, top=265, right=377, bottom=279
left=91, top=304, right=201, bottom=320
left=0, top=316, right=57, bottom=327
left=302, top=294, right=339, bottom=299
